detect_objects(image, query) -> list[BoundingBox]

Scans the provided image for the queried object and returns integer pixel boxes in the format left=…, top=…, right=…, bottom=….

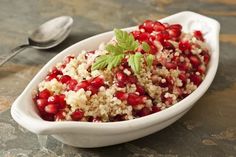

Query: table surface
left=0, top=0, right=236, bottom=156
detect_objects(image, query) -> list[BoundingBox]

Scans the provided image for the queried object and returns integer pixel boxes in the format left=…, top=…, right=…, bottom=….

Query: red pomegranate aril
left=190, top=74, right=202, bottom=86
left=45, top=104, right=58, bottom=114
left=178, top=73, right=187, bottom=85
left=54, top=111, right=66, bottom=121
left=179, top=41, right=191, bottom=52
left=160, top=31, right=170, bottom=40
left=197, top=65, right=206, bottom=74
left=132, top=30, right=141, bottom=39
left=41, top=113, right=54, bottom=121
left=48, top=95, right=60, bottom=104
left=156, top=33, right=165, bottom=43
left=74, top=80, right=89, bottom=91
left=45, top=73, right=58, bottom=81
left=67, top=79, right=78, bottom=90
left=128, top=75, right=138, bottom=84
left=127, top=93, right=146, bottom=106
left=143, top=20, right=154, bottom=33
left=116, top=81, right=126, bottom=88
left=169, top=28, right=181, bottom=38
left=178, top=62, right=189, bottom=71
left=116, top=71, right=128, bottom=82
left=58, top=94, right=66, bottom=109
left=137, top=107, right=151, bottom=117
left=149, top=35, right=156, bottom=41
left=165, top=62, right=177, bottom=70
left=150, top=44, right=158, bottom=54
left=51, top=67, right=62, bottom=75
left=60, top=75, right=71, bottom=84
left=168, top=24, right=182, bottom=30
left=153, top=21, right=166, bottom=32
left=87, top=85, right=99, bottom=95
left=152, top=105, right=161, bottom=113
left=136, top=84, right=146, bottom=95
left=189, top=55, right=201, bottom=68
left=163, top=41, right=175, bottom=51
left=194, top=30, right=204, bottom=41
left=71, top=109, right=84, bottom=121
left=38, top=89, right=51, bottom=99
left=64, top=55, right=74, bottom=63
left=90, top=76, right=104, bottom=87
left=203, top=53, right=210, bottom=65
left=115, top=91, right=128, bottom=100
left=36, top=99, right=48, bottom=112
left=138, top=32, right=149, bottom=42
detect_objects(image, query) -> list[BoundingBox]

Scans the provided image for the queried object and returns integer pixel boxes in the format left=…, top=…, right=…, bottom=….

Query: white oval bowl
left=11, top=11, right=220, bottom=148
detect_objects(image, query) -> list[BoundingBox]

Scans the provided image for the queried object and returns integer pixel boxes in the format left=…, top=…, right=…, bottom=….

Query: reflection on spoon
left=0, top=16, right=73, bottom=66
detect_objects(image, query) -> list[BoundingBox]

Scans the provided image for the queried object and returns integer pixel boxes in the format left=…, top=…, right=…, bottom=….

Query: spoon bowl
left=0, top=16, right=73, bottom=66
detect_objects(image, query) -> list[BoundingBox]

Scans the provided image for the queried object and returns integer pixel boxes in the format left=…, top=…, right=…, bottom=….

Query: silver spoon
left=0, top=16, right=73, bottom=66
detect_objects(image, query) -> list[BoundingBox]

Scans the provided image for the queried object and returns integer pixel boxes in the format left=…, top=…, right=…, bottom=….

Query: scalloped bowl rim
left=11, top=11, right=220, bottom=135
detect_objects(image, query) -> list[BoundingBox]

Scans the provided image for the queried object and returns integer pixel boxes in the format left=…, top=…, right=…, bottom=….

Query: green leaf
left=146, top=54, right=154, bottom=67
left=107, top=54, right=124, bottom=70
left=142, top=42, right=150, bottom=53
left=91, top=55, right=109, bottom=70
left=105, top=44, right=123, bottom=55
left=128, top=52, right=142, bottom=74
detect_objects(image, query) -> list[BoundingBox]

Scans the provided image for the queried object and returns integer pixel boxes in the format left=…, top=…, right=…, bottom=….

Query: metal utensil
left=0, top=16, right=73, bottom=66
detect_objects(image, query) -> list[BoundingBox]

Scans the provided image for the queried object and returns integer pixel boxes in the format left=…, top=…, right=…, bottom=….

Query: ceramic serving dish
left=11, top=11, right=220, bottom=148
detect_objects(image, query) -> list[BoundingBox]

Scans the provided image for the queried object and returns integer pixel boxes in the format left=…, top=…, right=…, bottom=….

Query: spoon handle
left=0, top=44, right=31, bottom=66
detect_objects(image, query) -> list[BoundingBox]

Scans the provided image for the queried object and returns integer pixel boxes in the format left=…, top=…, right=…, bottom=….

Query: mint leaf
left=142, top=42, right=150, bottom=53
left=128, top=52, right=142, bottom=74
left=146, top=54, right=154, bottom=67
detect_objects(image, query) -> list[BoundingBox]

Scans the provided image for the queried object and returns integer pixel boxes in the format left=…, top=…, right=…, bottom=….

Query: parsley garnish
left=92, top=29, right=153, bottom=73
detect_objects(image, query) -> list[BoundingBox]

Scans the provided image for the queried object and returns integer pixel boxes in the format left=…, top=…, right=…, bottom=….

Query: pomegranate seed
left=150, top=44, right=158, bottom=54
left=168, top=28, right=181, bottom=38
left=153, top=21, right=166, bottom=32
left=67, top=79, right=78, bottom=90
left=165, top=62, right=177, bottom=70
left=116, top=71, right=128, bottom=82
left=189, top=55, right=201, bottom=68
left=156, top=33, right=165, bottom=43
left=178, top=73, right=187, bottom=86
left=132, top=30, right=141, bottom=39
left=162, top=41, right=175, bottom=51
left=149, top=35, right=156, bottom=41
left=168, top=24, right=182, bottom=30
left=71, top=109, right=84, bottom=121
left=58, top=94, right=66, bottom=109
left=138, top=32, right=149, bottom=42
left=51, top=67, right=62, bottom=75
left=87, top=85, right=99, bottom=95
left=45, top=104, right=58, bottom=114
left=36, top=99, right=48, bottom=112
left=41, top=113, right=54, bottom=121
left=116, top=81, right=126, bottom=88
left=203, top=53, right=210, bottom=65
left=64, top=55, right=74, bottom=63
left=127, top=93, right=146, bottom=106
left=54, top=111, right=66, bottom=121
left=143, top=20, right=154, bottom=33
left=90, top=76, right=104, bottom=87
left=160, top=31, right=170, bottom=40
left=115, top=91, right=128, bottom=100
left=194, top=30, right=204, bottom=41
left=137, top=107, right=151, bottom=117
left=128, top=75, right=138, bottom=84
left=190, top=74, right=202, bottom=86
left=179, top=41, right=191, bottom=52
left=45, top=73, right=58, bottom=81
left=48, top=95, right=60, bottom=104
left=197, top=65, right=206, bottom=74
left=74, top=80, right=89, bottom=91
left=136, top=84, right=146, bottom=95
left=38, top=89, right=51, bottom=99
left=60, top=75, right=71, bottom=84
left=152, top=106, right=161, bottom=113
left=178, top=61, right=189, bottom=71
